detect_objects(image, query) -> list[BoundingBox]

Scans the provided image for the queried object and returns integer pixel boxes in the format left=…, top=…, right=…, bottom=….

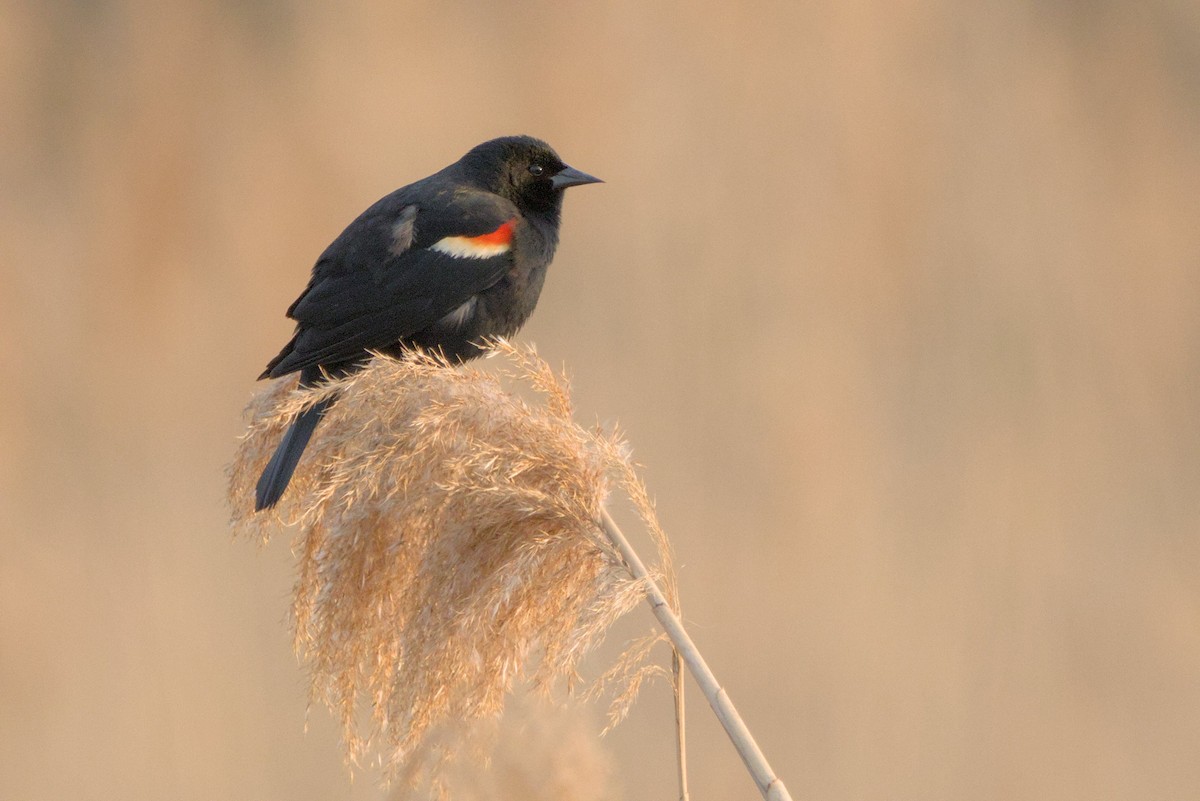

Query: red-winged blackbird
left=254, top=135, right=601, bottom=511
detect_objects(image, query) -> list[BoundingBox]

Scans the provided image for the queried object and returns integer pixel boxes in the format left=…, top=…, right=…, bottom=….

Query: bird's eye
left=528, top=163, right=545, bottom=176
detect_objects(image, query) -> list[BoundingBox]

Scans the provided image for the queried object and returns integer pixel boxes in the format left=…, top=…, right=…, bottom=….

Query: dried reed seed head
left=228, top=341, right=673, bottom=780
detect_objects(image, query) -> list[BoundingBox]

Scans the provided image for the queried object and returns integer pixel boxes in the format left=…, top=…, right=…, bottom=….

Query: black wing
left=262, top=189, right=518, bottom=378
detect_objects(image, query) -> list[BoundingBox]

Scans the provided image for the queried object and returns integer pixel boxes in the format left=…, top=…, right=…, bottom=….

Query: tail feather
left=255, top=395, right=335, bottom=511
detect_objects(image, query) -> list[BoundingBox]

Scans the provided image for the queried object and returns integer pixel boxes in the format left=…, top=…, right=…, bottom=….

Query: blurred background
left=2, top=1, right=1199, bottom=799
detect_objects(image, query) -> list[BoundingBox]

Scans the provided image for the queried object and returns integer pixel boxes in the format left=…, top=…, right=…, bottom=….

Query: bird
left=254, top=135, right=601, bottom=511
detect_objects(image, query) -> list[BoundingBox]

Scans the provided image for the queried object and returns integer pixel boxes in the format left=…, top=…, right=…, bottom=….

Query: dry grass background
left=1, top=1, right=1198, bottom=799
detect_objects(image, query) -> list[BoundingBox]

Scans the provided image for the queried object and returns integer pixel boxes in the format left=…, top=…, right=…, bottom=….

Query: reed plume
left=228, top=341, right=671, bottom=780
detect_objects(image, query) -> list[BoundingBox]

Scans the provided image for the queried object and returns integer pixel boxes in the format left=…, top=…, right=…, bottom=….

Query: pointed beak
left=551, top=165, right=603, bottom=190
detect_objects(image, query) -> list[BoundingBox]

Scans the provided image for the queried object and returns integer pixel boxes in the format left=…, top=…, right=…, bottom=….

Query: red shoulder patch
left=467, top=219, right=515, bottom=246
left=430, top=218, right=517, bottom=259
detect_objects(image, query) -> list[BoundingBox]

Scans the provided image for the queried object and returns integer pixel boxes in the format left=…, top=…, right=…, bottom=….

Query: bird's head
left=460, top=136, right=602, bottom=218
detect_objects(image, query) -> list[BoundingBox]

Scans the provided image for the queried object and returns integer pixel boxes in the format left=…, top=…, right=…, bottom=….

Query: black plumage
left=254, top=136, right=600, bottom=510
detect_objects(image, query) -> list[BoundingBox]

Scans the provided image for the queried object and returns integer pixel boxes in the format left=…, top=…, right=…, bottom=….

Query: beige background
left=3, top=2, right=1199, bottom=799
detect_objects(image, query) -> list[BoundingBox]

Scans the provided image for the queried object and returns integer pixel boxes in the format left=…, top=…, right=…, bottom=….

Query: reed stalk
left=598, top=509, right=792, bottom=801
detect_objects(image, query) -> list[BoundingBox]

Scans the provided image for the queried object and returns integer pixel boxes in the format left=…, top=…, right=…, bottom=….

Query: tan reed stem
left=673, top=647, right=690, bottom=801
left=598, top=507, right=793, bottom=801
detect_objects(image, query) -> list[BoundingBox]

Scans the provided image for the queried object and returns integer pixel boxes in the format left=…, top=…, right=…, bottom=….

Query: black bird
left=254, top=135, right=601, bottom=510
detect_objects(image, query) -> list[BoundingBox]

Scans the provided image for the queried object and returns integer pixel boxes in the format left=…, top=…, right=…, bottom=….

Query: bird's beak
left=551, top=165, right=603, bottom=190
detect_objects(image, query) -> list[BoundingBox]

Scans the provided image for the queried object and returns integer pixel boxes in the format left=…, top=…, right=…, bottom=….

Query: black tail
left=255, top=395, right=335, bottom=511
